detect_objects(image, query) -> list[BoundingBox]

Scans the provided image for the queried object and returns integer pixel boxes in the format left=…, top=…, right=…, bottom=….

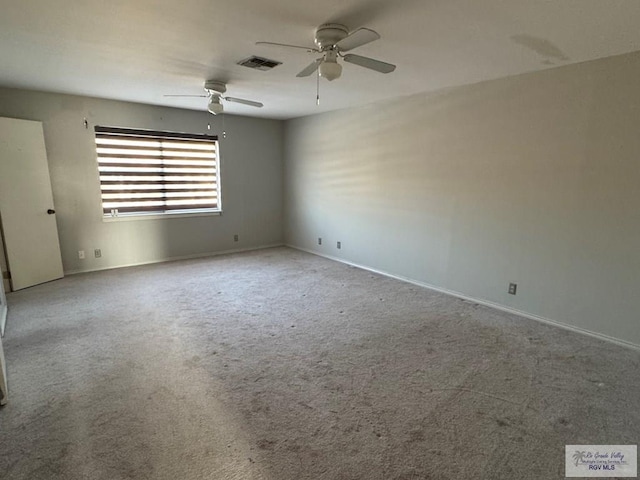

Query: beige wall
left=0, top=88, right=284, bottom=274
left=285, top=51, right=640, bottom=347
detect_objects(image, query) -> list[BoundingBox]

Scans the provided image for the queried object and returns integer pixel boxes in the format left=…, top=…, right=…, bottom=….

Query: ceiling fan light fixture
left=208, top=96, right=224, bottom=115
left=319, top=55, right=342, bottom=81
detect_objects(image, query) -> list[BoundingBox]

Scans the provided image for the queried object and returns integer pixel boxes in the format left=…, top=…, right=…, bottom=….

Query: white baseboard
left=288, top=244, right=640, bottom=352
left=64, top=243, right=285, bottom=276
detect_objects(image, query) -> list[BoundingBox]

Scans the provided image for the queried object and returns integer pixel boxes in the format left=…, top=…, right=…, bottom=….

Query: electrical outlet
left=234, top=234, right=239, bottom=242
left=508, top=283, right=517, bottom=295
left=337, top=241, right=341, bottom=249
left=94, top=249, right=102, bottom=258
left=318, top=237, right=322, bottom=245
left=78, top=250, right=85, bottom=259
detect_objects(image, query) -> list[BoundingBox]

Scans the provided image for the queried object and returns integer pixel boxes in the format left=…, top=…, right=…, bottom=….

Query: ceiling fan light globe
left=319, top=61, right=342, bottom=81
left=208, top=98, right=224, bottom=115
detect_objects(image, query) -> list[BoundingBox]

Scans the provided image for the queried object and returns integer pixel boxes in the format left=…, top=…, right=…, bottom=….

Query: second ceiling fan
left=257, top=23, right=396, bottom=81
left=165, top=80, right=263, bottom=115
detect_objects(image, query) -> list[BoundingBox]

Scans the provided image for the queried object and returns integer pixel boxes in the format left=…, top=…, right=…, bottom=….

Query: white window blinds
left=94, top=126, right=220, bottom=217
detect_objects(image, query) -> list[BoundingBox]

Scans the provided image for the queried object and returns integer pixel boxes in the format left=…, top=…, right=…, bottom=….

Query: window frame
left=94, top=126, right=221, bottom=220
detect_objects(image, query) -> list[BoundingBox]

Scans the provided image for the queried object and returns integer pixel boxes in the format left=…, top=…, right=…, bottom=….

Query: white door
left=0, top=117, right=63, bottom=290
left=0, top=331, right=6, bottom=404
left=0, top=274, right=6, bottom=402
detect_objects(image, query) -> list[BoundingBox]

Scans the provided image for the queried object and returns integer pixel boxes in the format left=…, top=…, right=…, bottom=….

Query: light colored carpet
left=0, top=247, right=638, bottom=479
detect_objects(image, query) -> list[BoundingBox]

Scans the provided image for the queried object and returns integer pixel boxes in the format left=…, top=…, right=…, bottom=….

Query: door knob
left=47, top=209, right=55, bottom=215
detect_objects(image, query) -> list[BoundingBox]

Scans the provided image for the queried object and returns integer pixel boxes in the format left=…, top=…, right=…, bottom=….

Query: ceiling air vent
left=237, top=56, right=282, bottom=71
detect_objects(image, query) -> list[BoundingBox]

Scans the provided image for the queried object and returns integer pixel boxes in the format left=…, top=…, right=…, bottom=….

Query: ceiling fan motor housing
left=204, top=80, right=227, bottom=95
left=314, top=23, right=349, bottom=50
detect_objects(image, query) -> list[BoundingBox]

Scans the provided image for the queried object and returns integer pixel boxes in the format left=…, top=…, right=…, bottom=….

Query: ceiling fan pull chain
left=222, top=113, right=226, bottom=139
left=316, top=69, right=320, bottom=106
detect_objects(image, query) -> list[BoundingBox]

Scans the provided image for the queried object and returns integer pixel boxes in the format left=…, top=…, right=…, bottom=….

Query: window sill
left=102, top=210, right=222, bottom=222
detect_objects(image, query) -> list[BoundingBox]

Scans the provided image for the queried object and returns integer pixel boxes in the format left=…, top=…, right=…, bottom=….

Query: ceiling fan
left=257, top=23, right=396, bottom=81
left=165, top=80, right=263, bottom=115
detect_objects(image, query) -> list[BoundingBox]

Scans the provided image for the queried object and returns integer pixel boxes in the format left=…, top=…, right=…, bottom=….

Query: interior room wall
left=0, top=88, right=284, bottom=274
left=284, top=51, right=640, bottom=347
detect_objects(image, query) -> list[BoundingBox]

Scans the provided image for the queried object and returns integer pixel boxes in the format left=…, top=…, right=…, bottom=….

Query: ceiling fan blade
left=335, top=28, right=380, bottom=52
left=256, top=41, right=319, bottom=53
left=343, top=54, right=396, bottom=73
left=296, top=58, right=323, bottom=77
left=164, top=94, right=208, bottom=97
left=223, top=97, right=263, bottom=108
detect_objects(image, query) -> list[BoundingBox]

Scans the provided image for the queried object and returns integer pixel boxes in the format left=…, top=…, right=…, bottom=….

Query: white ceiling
left=2, top=0, right=640, bottom=120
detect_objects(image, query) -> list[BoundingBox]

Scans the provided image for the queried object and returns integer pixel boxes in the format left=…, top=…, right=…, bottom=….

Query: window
left=94, top=126, right=220, bottom=218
